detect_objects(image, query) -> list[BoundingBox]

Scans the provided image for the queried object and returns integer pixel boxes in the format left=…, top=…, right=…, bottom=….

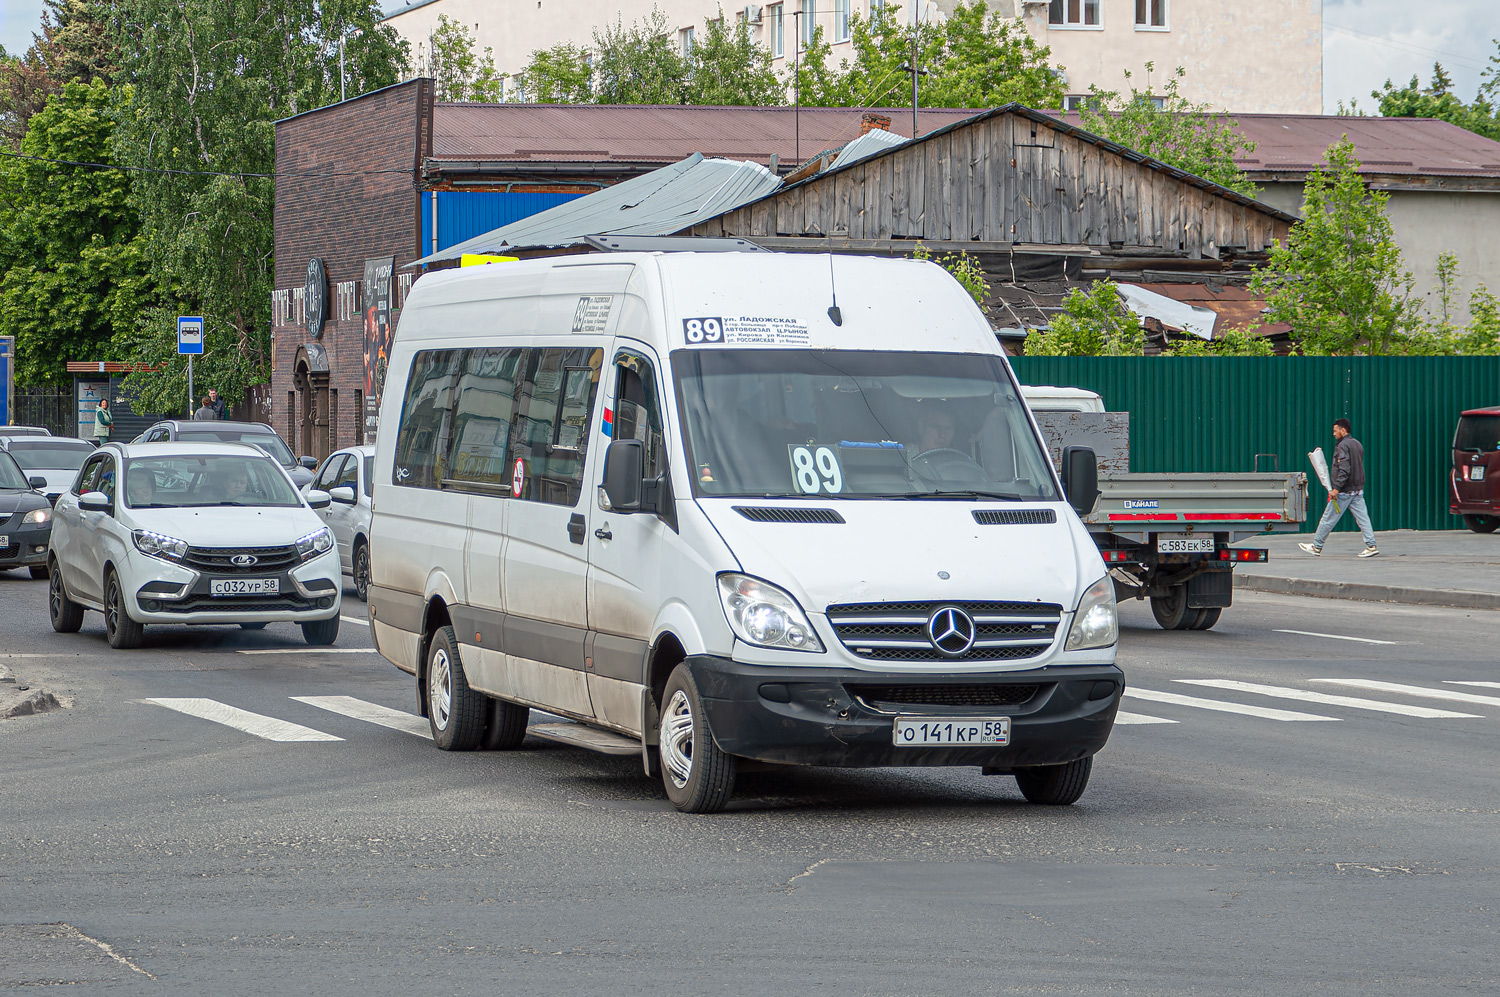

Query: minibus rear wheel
left=1014, top=756, right=1092, bottom=805
left=426, top=626, right=485, bottom=750
left=659, top=664, right=736, bottom=813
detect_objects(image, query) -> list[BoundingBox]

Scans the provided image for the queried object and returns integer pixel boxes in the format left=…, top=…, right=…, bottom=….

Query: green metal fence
left=1010, top=357, right=1500, bottom=533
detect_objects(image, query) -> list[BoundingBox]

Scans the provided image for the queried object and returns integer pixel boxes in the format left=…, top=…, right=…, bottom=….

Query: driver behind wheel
left=909, top=403, right=957, bottom=456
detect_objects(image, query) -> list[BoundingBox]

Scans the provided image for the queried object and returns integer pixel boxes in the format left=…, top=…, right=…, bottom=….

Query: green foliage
left=113, top=0, right=406, bottom=413
left=419, top=14, right=504, bottom=101
left=1372, top=61, right=1499, bottom=141
left=1401, top=253, right=1500, bottom=356
left=591, top=10, right=689, bottom=104
left=1024, top=282, right=1144, bottom=357
left=681, top=12, right=784, bottom=106
left=794, top=2, right=1062, bottom=110
left=515, top=44, right=594, bottom=103
left=0, top=79, right=154, bottom=386
left=911, top=242, right=988, bottom=306
left=1165, top=324, right=1273, bottom=357
left=0, top=0, right=119, bottom=147
left=1250, top=140, right=1416, bottom=356
left=1079, top=65, right=1257, bottom=196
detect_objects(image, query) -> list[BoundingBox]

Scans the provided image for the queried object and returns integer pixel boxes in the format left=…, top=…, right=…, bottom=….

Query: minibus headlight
left=296, top=526, right=335, bottom=561
left=1066, top=576, right=1118, bottom=651
left=716, top=573, right=824, bottom=653
left=133, top=529, right=188, bottom=561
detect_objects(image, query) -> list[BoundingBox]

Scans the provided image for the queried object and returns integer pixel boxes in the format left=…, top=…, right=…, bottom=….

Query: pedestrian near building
left=1300, top=418, right=1379, bottom=557
left=92, top=397, right=112, bottom=446
left=192, top=396, right=216, bottom=421
left=207, top=388, right=226, bottom=420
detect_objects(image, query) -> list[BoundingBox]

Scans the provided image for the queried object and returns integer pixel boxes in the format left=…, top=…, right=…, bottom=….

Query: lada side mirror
left=1061, top=446, right=1099, bottom=517
left=79, top=490, right=112, bottom=513
left=328, top=486, right=356, bottom=505
left=602, top=439, right=644, bottom=512
left=305, top=488, right=332, bottom=510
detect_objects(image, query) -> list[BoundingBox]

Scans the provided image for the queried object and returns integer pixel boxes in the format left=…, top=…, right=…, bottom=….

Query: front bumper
left=685, top=654, right=1123, bottom=771
left=125, top=548, right=341, bottom=624
left=1, top=523, right=52, bottom=567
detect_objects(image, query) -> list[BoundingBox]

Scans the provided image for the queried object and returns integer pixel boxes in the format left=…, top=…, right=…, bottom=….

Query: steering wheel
left=909, top=447, right=988, bottom=485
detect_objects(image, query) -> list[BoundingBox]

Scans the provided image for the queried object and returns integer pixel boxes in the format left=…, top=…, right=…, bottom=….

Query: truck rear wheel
left=1150, top=585, right=1190, bottom=630
left=1189, top=607, right=1222, bottom=630
left=1464, top=514, right=1499, bottom=534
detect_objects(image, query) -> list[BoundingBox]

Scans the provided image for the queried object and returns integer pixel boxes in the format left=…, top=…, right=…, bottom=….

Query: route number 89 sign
left=787, top=445, right=843, bottom=494
left=682, top=317, right=724, bottom=343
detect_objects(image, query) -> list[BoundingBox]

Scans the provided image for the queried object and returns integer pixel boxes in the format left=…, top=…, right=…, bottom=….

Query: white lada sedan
left=47, top=442, right=342, bottom=649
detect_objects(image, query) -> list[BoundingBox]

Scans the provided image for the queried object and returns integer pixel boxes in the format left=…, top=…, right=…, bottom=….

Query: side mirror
left=602, top=439, right=644, bottom=512
left=1060, top=445, right=1099, bottom=518
left=300, top=456, right=318, bottom=470
left=328, top=486, right=356, bottom=505
left=28, top=476, right=46, bottom=490
left=306, top=488, right=332, bottom=510
left=79, top=490, right=112, bottom=513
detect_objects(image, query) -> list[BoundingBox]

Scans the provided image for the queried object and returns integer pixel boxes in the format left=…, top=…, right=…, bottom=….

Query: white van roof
left=1020, top=385, right=1106, bottom=413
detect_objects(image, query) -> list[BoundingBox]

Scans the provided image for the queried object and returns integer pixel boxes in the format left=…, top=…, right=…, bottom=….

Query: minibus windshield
left=673, top=350, right=1061, bottom=501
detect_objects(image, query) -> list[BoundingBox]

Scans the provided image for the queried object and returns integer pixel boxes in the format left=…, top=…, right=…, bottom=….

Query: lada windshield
left=123, top=454, right=303, bottom=509
left=6, top=440, right=93, bottom=471
left=673, top=349, right=1061, bottom=501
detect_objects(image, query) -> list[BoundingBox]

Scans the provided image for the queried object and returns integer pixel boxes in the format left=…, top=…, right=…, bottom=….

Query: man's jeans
left=1312, top=489, right=1375, bottom=549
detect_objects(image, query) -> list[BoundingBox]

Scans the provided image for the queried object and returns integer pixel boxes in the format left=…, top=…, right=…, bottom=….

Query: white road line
left=1446, top=681, right=1500, bottom=691
left=1311, top=679, right=1500, bottom=708
left=340, top=616, right=370, bottom=626
left=235, top=648, right=380, bottom=655
left=144, top=698, right=343, bottom=742
left=1113, top=711, right=1178, bottom=725
left=1124, top=688, right=1340, bottom=722
left=1175, top=679, right=1480, bottom=719
left=292, top=695, right=432, bottom=739
left=1274, top=629, right=1400, bottom=646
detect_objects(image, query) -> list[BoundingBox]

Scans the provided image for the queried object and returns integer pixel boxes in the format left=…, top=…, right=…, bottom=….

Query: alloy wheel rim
left=430, top=647, right=452, bottom=730
left=355, top=547, right=368, bottom=593
left=49, top=572, right=61, bottom=619
left=660, top=689, right=695, bottom=789
left=105, top=578, right=118, bottom=636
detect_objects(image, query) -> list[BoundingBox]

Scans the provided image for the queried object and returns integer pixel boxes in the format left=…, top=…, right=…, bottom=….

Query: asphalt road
left=2, top=570, right=1497, bottom=995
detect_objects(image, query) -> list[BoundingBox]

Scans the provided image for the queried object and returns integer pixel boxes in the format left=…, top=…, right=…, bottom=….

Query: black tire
left=29, top=565, right=48, bottom=580
left=352, top=538, right=370, bottom=602
left=481, top=695, right=531, bottom=750
left=425, top=625, right=485, bottom=751
left=104, top=569, right=144, bottom=650
left=239, top=622, right=268, bottom=631
left=301, top=615, right=340, bottom=646
left=1150, top=585, right=1190, bottom=630
left=658, top=664, right=736, bottom=813
left=1464, top=514, right=1500, bottom=534
left=48, top=561, right=84, bottom=634
left=1189, top=607, right=1223, bottom=631
left=1015, top=756, right=1093, bottom=805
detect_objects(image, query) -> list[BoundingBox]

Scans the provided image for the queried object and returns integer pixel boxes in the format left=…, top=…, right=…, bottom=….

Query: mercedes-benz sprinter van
left=368, top=252, right=1122, bottom=813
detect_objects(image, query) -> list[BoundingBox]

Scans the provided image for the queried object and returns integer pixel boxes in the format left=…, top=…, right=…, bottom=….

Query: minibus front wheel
left=659, top=664, right=736, bottom=814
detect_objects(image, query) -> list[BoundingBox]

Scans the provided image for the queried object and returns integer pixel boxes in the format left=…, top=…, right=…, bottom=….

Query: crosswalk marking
left=1446, top=681, right=1500, bottom=691
left=1124, top=688, right=1340, bottom=722
left=1175, top=679, right=1480, bottom=719
left=340, top=616, right=370, bottom=626
left=1310, top=679, right=1500, bottom=709
left=292, top=695, right=431, bottom=739
left=1274, top=629, right=1400, bottom=646
left=1114, top=711, right=1177, bottom=725
left=144, top=698, right=343, bottom=742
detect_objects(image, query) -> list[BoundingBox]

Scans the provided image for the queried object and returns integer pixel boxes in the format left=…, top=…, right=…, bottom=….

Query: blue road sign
left=177, top=316, right=204, bottom=355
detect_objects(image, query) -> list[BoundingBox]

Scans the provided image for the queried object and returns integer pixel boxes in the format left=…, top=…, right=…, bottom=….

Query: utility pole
left=792, top=9, right=801, bottom=164
left=339, top=34, right=346, bottom=102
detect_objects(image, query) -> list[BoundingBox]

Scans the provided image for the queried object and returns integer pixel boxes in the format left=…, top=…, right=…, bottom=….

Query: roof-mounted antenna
left=826, top=254, right=843, bottom=326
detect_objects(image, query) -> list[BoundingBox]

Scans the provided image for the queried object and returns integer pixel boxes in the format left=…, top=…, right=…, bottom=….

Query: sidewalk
left=1233, top=530, right=1500, bottom=611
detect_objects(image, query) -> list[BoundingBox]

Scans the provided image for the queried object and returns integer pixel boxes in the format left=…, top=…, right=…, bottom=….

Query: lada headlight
left=295, top=526, right=335, bottom=562
left=1066, top=576, right=1118, bottom=651
left=716, top=573, right=824, bottom=653
left=133, top=529, right=188, bottom=561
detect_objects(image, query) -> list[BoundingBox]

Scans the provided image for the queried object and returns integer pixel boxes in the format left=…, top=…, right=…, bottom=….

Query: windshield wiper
left=907, top=490, right=1027, bottom=501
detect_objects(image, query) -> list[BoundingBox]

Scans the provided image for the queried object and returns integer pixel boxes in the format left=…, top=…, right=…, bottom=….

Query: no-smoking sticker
left=511, top=458, right=526, bottom=498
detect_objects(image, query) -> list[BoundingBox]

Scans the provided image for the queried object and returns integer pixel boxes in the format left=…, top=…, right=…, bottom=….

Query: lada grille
left=826, top=600, right=1061, bottom=663
left=182, top=545, right=300, bottom=574
left=849, top=683, right=1042, bottom=709
left=152, top=594, right=317, bottom=614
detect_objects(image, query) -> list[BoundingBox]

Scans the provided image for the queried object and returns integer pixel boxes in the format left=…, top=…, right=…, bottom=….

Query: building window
left=1048, top=0, right=1100, bottom=27
left=1135, top=0, right=1166, bottom=28
left=768, top=3, right=783, bottom=56
left=800, top=0, right=815, bottom=48
left=1063, top=95, right=1102, bottom=111
left=679, top=26, right=694, bottom=56
left=834, top=0, right=850, bottom=41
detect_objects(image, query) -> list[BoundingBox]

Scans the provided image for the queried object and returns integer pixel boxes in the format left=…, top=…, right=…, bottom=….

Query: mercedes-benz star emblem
left=926, top=606, right=976, bottom=657
left=230, top=554, right=258, bottom=567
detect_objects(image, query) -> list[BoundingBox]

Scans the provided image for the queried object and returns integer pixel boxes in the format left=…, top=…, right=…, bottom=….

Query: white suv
left=47, top=442, right=343, bottom=649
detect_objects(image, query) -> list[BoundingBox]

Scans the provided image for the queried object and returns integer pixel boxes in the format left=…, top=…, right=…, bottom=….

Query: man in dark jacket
left=1300, top=418, right=1378, bottom=557
left=192, top=396, right=216, bottom=421
left=207, top=388, right=226, bottom=420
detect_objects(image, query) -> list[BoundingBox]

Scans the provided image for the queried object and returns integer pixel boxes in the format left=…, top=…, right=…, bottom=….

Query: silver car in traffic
left=303, top=446, right=374, bottom=601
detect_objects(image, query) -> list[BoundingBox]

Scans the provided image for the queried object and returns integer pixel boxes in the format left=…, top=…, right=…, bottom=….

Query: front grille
left=973, top=509, right=1057, bottom=525
left=826, top=600, right=1062, bottom=663
left=734, top=506, right=845, bottom=524
left=849, top=683, right=1041, bottom=708
left=150, top=594, right=316, bottom=614
left=182, top=545, right=300, bottom=573
left=0, top=543, right=19, bottom=559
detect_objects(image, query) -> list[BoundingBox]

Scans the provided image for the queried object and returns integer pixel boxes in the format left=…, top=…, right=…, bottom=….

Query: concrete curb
left=1237, top=573, right=1500, bottom=612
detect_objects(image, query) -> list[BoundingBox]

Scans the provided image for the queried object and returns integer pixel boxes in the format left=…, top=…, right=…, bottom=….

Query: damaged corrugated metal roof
left=411, top=154, right=780, bottom=264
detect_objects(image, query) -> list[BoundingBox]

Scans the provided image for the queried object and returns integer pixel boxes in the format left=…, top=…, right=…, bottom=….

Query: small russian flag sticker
left=602, top=407, right=614, bottom=437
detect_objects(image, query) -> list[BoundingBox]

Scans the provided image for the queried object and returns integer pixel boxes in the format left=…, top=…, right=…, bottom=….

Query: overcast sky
left=0, top=0, right=1496, bottom=114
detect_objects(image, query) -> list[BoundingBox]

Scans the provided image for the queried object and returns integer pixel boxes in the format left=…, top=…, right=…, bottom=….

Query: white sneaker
left=1298, top=542, right=1322, bottom=556
left=1358, top=546, right=1379, bottom=558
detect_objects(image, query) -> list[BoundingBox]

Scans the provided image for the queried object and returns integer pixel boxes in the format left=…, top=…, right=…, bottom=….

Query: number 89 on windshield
left=788, top=445, right=843, bottom=494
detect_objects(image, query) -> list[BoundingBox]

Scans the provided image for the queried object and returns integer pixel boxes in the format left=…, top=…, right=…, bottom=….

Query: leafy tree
left=0, top=0, right=118, bottom=147
left=590, top=10, right=688, bottom=104
left=682, top=12, right=784, bottom=106
left=1403, top=252, right=1500, bottom=356
left=417, top=14, right=504, bottom=102
left=1165, top=324, right=1274, bottom=357
left=113, top=0, right=407, bottom=413
left=0, top=79, right=155, bottom=385
left=514, top=43, right=593, bottom=103
left=1079, top=65, right=1257, bottom=196
left=1372, top=60, right=1499, bottom=141
left=1250, top=140, right=1416, bottom=355
left=1024, top=282, right=1144, bottom=356
left=912, top=242, right=988, bottom=306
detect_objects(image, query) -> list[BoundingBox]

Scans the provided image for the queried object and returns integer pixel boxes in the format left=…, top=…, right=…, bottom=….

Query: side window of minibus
left=612, top=353, right=666, bottom=479
left=448, top=347, right=527, bottom=491
left=392, top=349, right=463, bottom=489
left=511, top=346, right=604, bottom=506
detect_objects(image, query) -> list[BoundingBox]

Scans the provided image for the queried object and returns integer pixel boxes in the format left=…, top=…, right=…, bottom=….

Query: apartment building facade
left=381, top=0, right=1321, bottom=114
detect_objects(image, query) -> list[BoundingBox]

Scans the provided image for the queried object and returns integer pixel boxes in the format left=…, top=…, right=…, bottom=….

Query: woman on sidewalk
left=92, top=397, right=113, bottom=447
